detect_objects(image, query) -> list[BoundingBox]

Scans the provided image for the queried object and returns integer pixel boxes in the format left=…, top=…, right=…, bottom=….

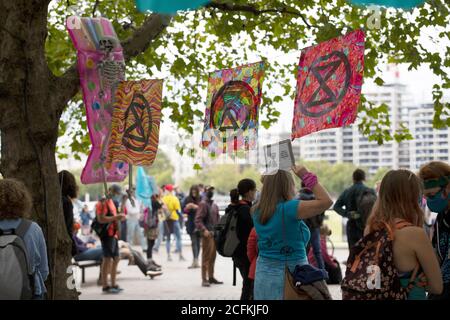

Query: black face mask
left=206, top=191, right=214, bottom=199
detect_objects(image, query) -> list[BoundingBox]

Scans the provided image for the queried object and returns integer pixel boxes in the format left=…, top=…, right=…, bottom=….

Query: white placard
left=263, top=139, right=295, bottom=175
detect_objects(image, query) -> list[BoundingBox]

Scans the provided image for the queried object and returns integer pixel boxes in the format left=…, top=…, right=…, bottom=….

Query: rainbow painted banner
left=135, top=0, right=210, bottom=13
left=348, top=0, right=426, bottom=8
left=106, top=80, right=163, bottom=168
left=291, top=30, right=365, bottom=140
left=67, top=16, right=128, bottom=185
left=201, top=62, right=265, bottom=156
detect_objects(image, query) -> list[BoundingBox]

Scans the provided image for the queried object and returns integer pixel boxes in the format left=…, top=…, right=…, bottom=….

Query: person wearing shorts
left=96, top=194, right=125, bottom=294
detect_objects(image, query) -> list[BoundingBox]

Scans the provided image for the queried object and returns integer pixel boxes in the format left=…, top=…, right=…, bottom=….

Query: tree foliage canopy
left=47, top=0, right=450, bottom=160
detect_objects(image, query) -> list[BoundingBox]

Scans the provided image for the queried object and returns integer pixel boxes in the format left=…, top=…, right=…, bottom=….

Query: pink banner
left=67, top=16, right=128, bottom=184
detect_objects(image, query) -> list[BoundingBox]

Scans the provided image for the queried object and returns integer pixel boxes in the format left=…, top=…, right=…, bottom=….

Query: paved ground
left=78, top=242, right=348, bottom=300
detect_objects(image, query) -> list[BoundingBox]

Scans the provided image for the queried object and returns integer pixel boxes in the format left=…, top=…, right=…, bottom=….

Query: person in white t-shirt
left=124, top=187, right=147, bottom=252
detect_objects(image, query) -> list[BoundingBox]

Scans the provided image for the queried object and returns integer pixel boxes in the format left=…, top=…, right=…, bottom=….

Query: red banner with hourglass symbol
left=291, top=30, right=365, bottom=140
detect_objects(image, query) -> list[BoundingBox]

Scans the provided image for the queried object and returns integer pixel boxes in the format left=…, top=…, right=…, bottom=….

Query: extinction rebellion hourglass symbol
left=209, top=80, right=258, bottom=131
left=122, top=92, right=152, bottom=152
left=299, top=51, right=352, bottom=118
left=208, top=80, right=258, bottom=153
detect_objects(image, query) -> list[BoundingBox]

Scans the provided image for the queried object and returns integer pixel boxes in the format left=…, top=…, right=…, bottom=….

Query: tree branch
left=206, top=1, right=312, bottom=28
left=122, top=14, right=171, bottom=61
left=92, top=0, right=100, bottom=17
left=52, top=13, right=171, bottom=115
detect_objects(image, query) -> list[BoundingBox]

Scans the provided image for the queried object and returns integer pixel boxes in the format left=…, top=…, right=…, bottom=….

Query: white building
left=409, top=104, right=450, bottom=171
left=293, top=82, right=449, bottom=174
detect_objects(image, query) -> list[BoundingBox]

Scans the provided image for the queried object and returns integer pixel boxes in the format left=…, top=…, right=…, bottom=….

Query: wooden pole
left=128, top=164, right=135, bottom=206
left=129, top=164, right=133, bottom=191
left=101, top=165, right=108, bottom=198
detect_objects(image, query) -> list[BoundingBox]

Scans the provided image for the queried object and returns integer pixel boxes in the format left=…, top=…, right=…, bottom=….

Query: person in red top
left=246, top=227, right=258, bottom=300
left=96, top=188, right=126, bottom=294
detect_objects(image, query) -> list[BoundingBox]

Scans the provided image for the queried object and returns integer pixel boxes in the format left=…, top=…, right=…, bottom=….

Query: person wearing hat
left=162, top=184, right=185, bottom=261
left=195, top=186, right=223, bottom=287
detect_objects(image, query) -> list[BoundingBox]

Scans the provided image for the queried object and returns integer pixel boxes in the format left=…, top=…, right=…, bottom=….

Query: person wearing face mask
left=419, top=161, right=450, bottom=300
left=183, top=185, right=202, bottom=269
left=226, top=179, right=257, bottom=300
left=195, top=186, right=222, bottom=287
left=109, top=185, right=127, bottom=242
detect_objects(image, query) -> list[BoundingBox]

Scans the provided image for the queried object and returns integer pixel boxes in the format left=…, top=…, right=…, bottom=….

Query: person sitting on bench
left=72, top=222, right=103, bottom=262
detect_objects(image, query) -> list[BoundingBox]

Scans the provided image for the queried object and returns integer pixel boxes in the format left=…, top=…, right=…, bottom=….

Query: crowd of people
left=0, top=160, right=449, bottom=300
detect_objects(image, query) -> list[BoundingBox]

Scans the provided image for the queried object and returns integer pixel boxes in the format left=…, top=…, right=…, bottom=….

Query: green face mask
left=426, top=189, right=450, bottom=213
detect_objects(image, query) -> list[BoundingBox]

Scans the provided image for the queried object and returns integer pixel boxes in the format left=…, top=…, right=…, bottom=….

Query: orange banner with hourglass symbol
left=106, top=80, right=163, bottom=168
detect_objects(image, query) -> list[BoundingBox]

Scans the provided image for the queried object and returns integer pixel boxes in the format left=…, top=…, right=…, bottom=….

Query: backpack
left=143, top=207, right=158, bottom=230
left=305, top=212, right=325, bottom=230
left=341, top=221, right=419, bottom=300
left=0, top=219, right=34, bottom=300
left=356, top=188, right=377, bottom=227
left=91, top=201, right=112, bottom=239
left=214, top=202, right=244, bottom=258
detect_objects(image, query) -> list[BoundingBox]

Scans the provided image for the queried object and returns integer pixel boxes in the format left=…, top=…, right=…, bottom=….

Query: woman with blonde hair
left=252, top=165, right=333, bottom=300
left=419, top=161, right=450, bottom=300
left=363, top=169, right=442, bottom=299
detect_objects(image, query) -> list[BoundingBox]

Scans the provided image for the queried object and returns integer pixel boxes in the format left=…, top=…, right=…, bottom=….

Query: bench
left=73, top=260, right=102, bottom=284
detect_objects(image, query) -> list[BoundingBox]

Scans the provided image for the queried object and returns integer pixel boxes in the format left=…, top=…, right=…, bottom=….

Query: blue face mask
left=426, top=189, right=450, bottom=213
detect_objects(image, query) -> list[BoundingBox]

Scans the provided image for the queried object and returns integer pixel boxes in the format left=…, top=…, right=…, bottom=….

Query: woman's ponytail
left=230, top=188, right=239, bottom=203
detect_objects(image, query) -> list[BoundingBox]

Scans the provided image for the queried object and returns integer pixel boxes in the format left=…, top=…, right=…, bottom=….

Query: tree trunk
left=0, top=126, right=78, bottom=300
left=1, top=0, right=170, bottom=299
left=0, top=0, right=78, bottom=299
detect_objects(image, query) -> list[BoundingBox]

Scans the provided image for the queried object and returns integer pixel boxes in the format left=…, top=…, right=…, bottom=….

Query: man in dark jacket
left=333, top=169, right=376, bottom=250
left=195, top=186, right=223, bottom=287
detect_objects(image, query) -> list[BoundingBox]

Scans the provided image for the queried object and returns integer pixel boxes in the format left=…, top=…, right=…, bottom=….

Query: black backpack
left=91, top=201, right=112, bottom=238
left=355, top=187, right=377, bottom=228
left=0, top=219, right=34, bottom=300
left=214, top=203, right=243, bottom=258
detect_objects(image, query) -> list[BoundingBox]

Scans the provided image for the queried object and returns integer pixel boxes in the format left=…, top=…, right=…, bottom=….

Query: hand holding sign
left=263, top=140, right=295, bottom=175
left=292, top=165, right=309, bottom=179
